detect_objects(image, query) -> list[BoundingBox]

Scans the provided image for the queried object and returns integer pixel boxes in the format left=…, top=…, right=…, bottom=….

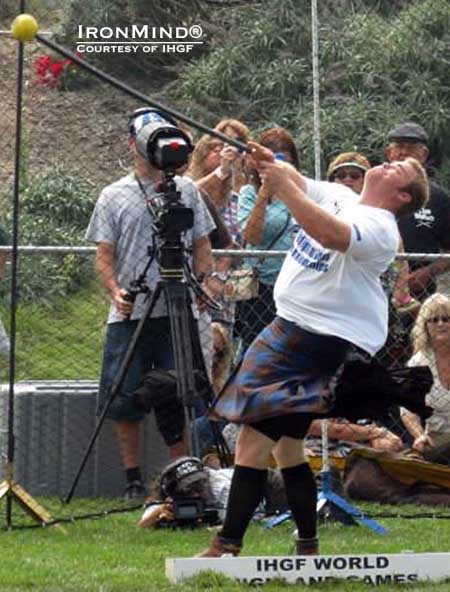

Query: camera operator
left=138, top=455, right=288, bottom=528
left=85, top=110, right=216, bottom=500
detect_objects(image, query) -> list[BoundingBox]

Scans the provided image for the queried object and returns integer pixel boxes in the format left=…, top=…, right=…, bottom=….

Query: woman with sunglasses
left=186, top=119, right=251, bottom=398
left=327, top=151, right=369, bottom=194
left=187, top=119, right=250, bottom=244
left=401, top=293, right=450, bottom=465
left=236, top=127, right=300, bottom=351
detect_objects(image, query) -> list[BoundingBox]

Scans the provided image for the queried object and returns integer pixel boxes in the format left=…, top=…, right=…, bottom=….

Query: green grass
left=0, top=285, right=109, bottom=382
left=0, top=291, right=449, bottom=590
left=0, top=506, right=449, bottom=591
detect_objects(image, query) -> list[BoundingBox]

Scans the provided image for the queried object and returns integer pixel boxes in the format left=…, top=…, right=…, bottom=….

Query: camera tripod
left=64, top=176, right=230, bottom=504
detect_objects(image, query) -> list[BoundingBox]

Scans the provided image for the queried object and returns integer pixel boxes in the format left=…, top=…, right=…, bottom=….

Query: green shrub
left=175, top=0, right=450, bottom=184
left=3, top=167, right=96, bottom=303
left=20, top=171, right=94, bottom=232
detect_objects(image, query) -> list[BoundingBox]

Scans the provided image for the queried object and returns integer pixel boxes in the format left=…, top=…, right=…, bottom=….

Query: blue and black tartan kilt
left=209, top=316, right=351, bottom=424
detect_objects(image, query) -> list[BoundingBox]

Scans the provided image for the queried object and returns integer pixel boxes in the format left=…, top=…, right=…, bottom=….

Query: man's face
left=366, top=160, right=417, bottom=194
left=385, top=140, right=428, bottom=165
left=129, top=136, right=159, bottom=176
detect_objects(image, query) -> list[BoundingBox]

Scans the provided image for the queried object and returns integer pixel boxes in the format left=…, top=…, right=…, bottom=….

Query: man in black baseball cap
left=384, top=121, right=450, bottom=301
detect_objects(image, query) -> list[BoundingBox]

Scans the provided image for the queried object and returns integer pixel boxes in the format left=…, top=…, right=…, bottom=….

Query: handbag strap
left=256, top=211, right=291, bottom=265
left=265, top=212, right=291, bottom=251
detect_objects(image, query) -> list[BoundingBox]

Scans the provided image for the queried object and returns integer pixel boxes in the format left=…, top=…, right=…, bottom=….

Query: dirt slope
left=0, top=34, right=150, bottom=200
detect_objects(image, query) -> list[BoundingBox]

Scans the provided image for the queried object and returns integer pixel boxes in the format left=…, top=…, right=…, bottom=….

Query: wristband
left=214, top=166, right=231, bottom=180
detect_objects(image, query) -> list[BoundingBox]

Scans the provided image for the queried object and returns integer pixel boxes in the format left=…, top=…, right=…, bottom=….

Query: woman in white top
left=401, top=293, right=450, bottom=465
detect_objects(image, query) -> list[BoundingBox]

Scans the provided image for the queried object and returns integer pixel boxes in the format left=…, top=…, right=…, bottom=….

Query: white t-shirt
left=274, top=178, right=400, bottom=355
left=86, top=173, right=215, bottom=323
left=407, top=350, right=450, bottom=442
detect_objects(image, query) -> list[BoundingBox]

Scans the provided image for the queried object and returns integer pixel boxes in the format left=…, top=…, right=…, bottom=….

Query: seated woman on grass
left=401, top=293, right=450, bottom=465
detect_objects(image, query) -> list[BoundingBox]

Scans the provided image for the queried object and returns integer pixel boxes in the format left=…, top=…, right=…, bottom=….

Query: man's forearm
left=408, top=254, right=450, bottom=295
left=401, top=409, right=424, bottom=439
left=310, top=420, right=385, bottom=442
left=96, top=243, right=120, bottom=299
left=285, top=164, right=307, bottom=193
left=424, top=256, right=450, bottom=278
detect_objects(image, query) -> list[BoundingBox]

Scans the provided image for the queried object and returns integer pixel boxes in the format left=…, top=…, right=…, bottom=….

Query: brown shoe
left=296, top=537, right=319, bottom=555
left=196, top=535, right=241, bottom=558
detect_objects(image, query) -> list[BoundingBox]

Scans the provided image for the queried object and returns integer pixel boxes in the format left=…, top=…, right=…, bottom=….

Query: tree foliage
left=175, top=0, right=450, bottom=183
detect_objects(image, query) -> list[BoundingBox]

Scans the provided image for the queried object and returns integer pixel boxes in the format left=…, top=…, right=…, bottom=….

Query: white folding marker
left=166, top=553, right=450, bottom=585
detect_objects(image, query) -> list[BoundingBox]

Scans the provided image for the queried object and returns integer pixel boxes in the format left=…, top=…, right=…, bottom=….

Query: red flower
left=50, top=62, right=63, bottom=77
left=35, top=55, right=51, bottom=68
left=33, top=53, right=79, bottom=89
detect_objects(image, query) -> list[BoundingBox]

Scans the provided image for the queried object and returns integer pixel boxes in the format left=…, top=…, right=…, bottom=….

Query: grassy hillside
left=0, top=285, right=109, bottom=382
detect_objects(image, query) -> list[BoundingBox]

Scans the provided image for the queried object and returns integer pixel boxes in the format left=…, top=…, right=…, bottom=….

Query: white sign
left=166, top=553, right=450, bottom=586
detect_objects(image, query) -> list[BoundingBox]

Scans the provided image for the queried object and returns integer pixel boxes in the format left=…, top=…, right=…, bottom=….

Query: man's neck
left=359, top=189, right=393, bottom=212
left=135, top=161, right=161, bottom=183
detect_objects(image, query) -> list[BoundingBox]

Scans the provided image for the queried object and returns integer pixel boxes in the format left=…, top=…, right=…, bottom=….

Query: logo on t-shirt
left=414, top=207, right=435, bottom=229
left=290, top=230, right=330, bottom=272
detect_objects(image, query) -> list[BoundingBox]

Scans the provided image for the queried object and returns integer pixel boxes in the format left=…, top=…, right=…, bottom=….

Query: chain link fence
left=0, top=247, right=449, bottom=526
left=0, top=24, right=449, bottom=530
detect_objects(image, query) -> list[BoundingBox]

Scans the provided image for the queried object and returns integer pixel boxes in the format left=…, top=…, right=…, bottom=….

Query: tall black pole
left=6, top=0, right=27, bottom=529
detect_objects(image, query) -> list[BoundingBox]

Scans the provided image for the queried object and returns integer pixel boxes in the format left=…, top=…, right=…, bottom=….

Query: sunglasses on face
left=333, top=170, right=364, bottom=181
left=427, top=316, right=450, bottom=324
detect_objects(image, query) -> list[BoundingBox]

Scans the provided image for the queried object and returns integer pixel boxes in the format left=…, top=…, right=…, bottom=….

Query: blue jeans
left=98, top=317, right=174, bottom=421
left=191, top=416, right=227, bottom=458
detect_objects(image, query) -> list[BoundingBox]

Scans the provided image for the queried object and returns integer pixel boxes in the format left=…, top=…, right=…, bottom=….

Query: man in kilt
left=198, top=148, right=429, bottom=557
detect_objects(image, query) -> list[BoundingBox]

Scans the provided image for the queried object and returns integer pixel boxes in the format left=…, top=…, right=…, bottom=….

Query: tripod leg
left=63, top=284, right=163, bottom=503
left=186, top=300, right=232, bottom=466
left=0, top=462, right=58, bottom=528
left=162, top=282, right=199, bottom=456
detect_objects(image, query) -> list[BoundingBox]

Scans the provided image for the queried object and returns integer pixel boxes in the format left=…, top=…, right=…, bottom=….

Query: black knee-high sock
left=220, top=465, right=268, bottom=544
left=281, top=463, right=317, bottom=539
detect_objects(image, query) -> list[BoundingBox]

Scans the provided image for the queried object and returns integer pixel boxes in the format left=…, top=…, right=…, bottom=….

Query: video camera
left=167, top=498, right=219, bottom=528
left=157, top=457, right=219, bottom=528
left=129, top=108, right=194, bottom=242
left=126, top=108, right=197, bottom=284
left=129, top=107, right=192, bottom=172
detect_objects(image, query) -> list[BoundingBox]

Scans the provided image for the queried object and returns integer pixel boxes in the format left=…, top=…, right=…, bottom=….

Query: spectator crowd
left=84, top=114, right=450, bottom=515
